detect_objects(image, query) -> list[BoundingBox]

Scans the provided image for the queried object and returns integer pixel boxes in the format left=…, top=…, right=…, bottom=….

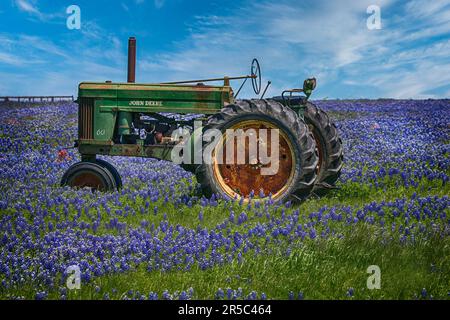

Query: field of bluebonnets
left=0, top=99, right=449, bottom=300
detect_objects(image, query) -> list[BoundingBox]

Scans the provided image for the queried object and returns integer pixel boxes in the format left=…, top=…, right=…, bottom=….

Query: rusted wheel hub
left=69, top=171, right=106, bottom=191
left=212, top=120, right=295, bottom=199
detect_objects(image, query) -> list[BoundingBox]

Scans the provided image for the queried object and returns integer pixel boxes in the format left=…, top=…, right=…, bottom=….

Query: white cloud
left=137, top=0, right=449, bottom=98
left=154, top=0, right=165, bottom=9
left=444, top=89, right=450, bottom=97
left=0, top=51, right=30, bottom=66
left=369, top=61, right=450, bottom=98
left=19, top=35, right=69, bottom=58
left=14, top=0, right=65, bottom=22
left=0, top=25, right=126, bottom=95
left=138, top=1, right=390, bottom=96
left=121, top=3, right=130, bottom=12
left=133, top=0, right=165, bottom=9
left=15, top=0, right=40, bottom=15
left=402, top=20, right=450, bottom=41
left=193, top=15, right=230, bottom=27
left=3, top=0, right=449, bottom=98
left=405, top=0, right=450, bottom=20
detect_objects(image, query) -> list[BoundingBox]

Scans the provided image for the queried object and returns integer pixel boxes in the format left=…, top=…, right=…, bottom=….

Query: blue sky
left=0, top=0, right=449, bottom=98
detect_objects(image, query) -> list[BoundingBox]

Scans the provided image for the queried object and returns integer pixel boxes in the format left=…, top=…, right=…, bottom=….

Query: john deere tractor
left=61, top=37, right=343, bottom=202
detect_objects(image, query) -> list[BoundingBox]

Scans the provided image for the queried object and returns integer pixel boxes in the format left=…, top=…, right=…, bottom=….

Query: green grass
left=2, top=102, right=448, bottom=300
left=6, top=224, right=448, bottom=300
left=2, top=176, right=449, bottom=300
left=40, top=175, right=447, bottom=234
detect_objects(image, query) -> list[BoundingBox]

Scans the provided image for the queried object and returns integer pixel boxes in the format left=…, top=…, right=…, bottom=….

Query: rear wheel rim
left=212, top=120, right=295, bottom=200
left=69, top=171, right=107, bottom=191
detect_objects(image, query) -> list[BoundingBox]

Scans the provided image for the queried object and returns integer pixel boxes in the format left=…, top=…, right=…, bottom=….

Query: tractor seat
left=271, top=95, right=307, bottom=106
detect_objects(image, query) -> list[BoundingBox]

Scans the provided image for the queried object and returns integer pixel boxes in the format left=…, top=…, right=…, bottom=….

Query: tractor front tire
left=95, top=159, right=123, bottom=189
left=195, top=99, right=318, bottom=203
left=61, top=161, right=117, bottom=192
left=303, top=102, right=344, bottom=195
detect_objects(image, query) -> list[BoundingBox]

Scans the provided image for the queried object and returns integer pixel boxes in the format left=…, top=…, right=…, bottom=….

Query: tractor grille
left=78, top=98, right=94, bottom=140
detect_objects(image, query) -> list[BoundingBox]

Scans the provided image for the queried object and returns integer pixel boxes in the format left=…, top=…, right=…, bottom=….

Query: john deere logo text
left=129, top=100, right=163, bottom=107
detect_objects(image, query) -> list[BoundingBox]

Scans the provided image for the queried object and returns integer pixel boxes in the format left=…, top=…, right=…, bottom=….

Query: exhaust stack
left=127, top=37, right=136, bottom=83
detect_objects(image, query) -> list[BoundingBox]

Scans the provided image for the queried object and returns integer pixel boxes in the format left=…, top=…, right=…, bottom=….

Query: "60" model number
left=96, top=129, right=106, bottom=136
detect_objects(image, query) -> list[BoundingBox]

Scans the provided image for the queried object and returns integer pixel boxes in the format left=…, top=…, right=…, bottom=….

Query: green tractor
left=61, top=37, right=343, bottom=202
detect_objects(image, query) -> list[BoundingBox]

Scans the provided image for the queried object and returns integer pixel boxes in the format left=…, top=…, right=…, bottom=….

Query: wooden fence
left=0, top=96, right=74, bottom=103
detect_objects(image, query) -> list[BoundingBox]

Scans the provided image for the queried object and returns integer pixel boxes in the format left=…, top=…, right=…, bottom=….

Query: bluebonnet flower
left=148, top=292, right=158, bottom=300
left=421, top=288, right=427, bottom=299
left=0, top=101, right=448, bottom=299
left=288, top=291, right=294, bottom=300
left=179, top=291, right=189, bottom=300
left=35, top=291, right=48, bottom=300
left=227, top=288, right=233, bottom=300
left=247, top=291, right=257, bottom=300
left=215, top=288, right=225, bottom=300
left=346, top=288, right=354, bottom=297
left=162, top=290, right=172, bottom=300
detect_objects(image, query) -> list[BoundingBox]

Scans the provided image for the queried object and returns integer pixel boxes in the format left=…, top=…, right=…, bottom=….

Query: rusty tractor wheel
left=95, top=159, right=123, bottom=189
left=196, top=99, right=318, bottom=203
left=303, top=101, right=344, bottom=195
left=61, top=161, right=117, bottom=192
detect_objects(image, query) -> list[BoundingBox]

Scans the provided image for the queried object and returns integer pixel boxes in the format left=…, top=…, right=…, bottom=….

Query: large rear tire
left=195, top=99, right=318, bottom=203
left=303, top=102, right=344, bottom=194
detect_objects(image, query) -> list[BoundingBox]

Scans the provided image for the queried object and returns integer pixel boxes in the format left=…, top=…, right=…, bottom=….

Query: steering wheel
left=251, top=58, right=261, bottom=95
